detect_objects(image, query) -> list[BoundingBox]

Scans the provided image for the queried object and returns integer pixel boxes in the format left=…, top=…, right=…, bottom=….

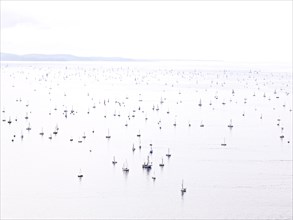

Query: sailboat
left=39, top=128, right=44, bottom=136
left=181, top=180, right=187, bottom=193
left=198, top=99, right=202, bottom=107
left=200, top=121, right=204, bottom=127
left=159, top=158, right=164, bottom=167
left=53, top=124, right=58, bottom=135
left=228, top=119, right=233, bottom=128
left=139, top=139, right=142, bottom=149
left=77, top=169, right=83, bottom=178
left=26, top=123, right=31, bottom=131
left=166, top=148, right=171, bottom=157
left=105, top=129, right=111, bottom=139
left=112, top=156, right=117, bottom=165
left=137, top=130, right=141, bottom=137
left=142, top=156, right=152, bottom=169
left=152, top=171, right=156, bottom=180
left=221, top=138, right=227, bottom=146
left=122, top=161, right=129, bottom=172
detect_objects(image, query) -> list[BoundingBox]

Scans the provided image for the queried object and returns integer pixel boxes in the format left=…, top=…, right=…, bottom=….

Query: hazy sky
left=1, top=1, right=292, bottom=62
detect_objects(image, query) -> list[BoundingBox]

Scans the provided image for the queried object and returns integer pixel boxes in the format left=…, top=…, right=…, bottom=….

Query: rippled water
left=1, top=61, right=292, bottom=219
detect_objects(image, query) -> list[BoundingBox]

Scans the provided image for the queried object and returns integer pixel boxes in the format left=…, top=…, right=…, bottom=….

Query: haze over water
left=1, top=60, right=292, bottom=219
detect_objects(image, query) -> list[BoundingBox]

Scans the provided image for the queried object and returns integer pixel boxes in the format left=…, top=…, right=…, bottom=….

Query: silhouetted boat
left=181, top=180, right=186, bottom=193
left=106, top=129, right=111, bottom=139
left=112, top=156, right=117, bottom=165
left=166, top=148, right=171, bottom=157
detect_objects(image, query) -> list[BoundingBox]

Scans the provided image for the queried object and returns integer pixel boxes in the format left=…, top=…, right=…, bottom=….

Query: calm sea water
left=1, top=61, right=292, bottom=219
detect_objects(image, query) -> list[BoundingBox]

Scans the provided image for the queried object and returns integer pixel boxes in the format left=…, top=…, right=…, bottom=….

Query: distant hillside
left=0, top=53, right=135, bottom=61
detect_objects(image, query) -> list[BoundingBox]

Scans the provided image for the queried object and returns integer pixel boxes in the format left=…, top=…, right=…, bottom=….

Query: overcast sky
left=1, top=1, right=292, bottom=62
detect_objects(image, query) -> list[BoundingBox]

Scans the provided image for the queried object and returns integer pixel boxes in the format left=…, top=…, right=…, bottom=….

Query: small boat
left=221, top=138, right=227, bottom=146
left=39, top=128, right=44, bottom=136
left=152, top=171, right=156, bottom=180
left=112, top=156, right=117, bottom=165
left=26, top=123, right=31, bottom=131
left=159, top=158, right=164, bottom=167
left=228, top=119, right=233, bottom=128
left=122, top=161, right=129, bottom=172
left=139, top=139, right=142, bottom=149
left=149, top=147, right=153, bottom=154
left=198, top=99, right=202, bottom=107
left=142, top=156, right=152, bottom=169
left=132, top=144, right=136, bottom=152
left=166, top=148, right=171, bottom=157
left=200, top=121, right=204, bottom=127
left=77, top=169, right=83, bottom=178
left=181, top=180, right=187, bottom=193
left=137, top=130, right=141, bottom=137
left=105, top=129, right=111, bottom=139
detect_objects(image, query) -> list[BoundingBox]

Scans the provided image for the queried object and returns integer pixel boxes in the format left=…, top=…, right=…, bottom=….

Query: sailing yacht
left=139, top=139, right=142, bottom=149
left=149, top=147, right=153, bottom=154
left=112, top=156, right=117, bottom=165
left=152, top=171, right=156, bottom=180
left=77, top=169, right=83, bottom=178
left=105, top=129, right=111, bottom=139
left=221, top=138, right=227, bottom=146
left=159, top=158, right=164, bottom=167
left=122, top=161, right=129, bottom=172
left=200, top=121, right=204, bottom=127
left=142, top=156, right=152, bottom=169
left=39, top=128, right=44, bottom=136
left=26, top=123, right=31, bottom=131
left=198, top=99, right=202, bottom=107
left=181, top=180, right=187, bottom=193
left=166, top=148, right=171, bottom=157
left=228, top=119, right=233, bottom=128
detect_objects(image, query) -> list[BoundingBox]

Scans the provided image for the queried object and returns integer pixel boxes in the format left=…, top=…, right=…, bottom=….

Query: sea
left=1, top=60, right=292, bottom=219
